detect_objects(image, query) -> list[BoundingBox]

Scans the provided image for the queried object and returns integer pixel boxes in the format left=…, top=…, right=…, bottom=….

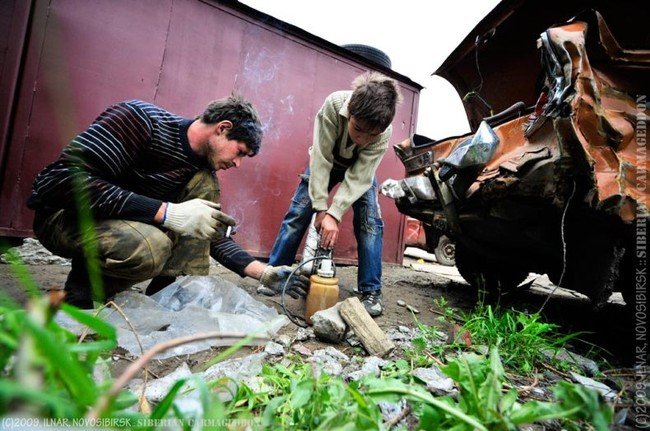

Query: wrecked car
left=382, top=6, right=648, bottom=308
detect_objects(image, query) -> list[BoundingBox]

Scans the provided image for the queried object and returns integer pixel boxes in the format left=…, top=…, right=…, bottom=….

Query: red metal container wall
left=0, top=0, right=420, bottom=264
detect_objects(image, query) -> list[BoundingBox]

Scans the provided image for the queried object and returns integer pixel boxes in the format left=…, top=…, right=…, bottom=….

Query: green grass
left=462, top=304, right=583, bottom=373
left=0, top=244, right=610, bottom=430
left=410, top=297, right=588, bottom=375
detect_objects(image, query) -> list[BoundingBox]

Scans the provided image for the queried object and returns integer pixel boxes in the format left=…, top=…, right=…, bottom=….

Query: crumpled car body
left=382, top=9, right=648, bottom=307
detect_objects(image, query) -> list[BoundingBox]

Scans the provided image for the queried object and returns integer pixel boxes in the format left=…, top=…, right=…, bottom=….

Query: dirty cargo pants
left=268, top=167, right=383, bottom=293
left=33, top=171, right=218, bottom=307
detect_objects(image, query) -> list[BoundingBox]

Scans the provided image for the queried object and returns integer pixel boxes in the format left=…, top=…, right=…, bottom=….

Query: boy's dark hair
left=348, top=72, right=402, bottom=132
left=200, top=94, right=263, bottom=155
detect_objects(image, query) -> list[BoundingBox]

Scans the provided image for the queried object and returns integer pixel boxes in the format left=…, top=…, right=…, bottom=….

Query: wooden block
left=339, top=297, right=394, bottom=357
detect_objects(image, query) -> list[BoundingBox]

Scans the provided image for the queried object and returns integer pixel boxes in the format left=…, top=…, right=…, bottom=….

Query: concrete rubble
left=309, top=346, right=350, bottom=377
left=570, top=372, right=618, bottom=401
left=412, top=366, right=456, bottom=396
left=542, top=348, right=600, bottom=376
left=312, top=302, right=347, bottom=343
left=1, top=238, right=70, bottom=265
left=264, top=341, right=285, bottom=356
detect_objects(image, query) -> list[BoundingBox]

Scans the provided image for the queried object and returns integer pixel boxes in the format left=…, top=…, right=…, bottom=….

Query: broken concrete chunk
left=412, top=366, right=456, bottom=395
left=339, top=297, right=395, bottom=357
left=345, top=356, right=388, bottom=381
left=386, top=327, right=414, bottom=343
left=294, top=327, right=315, bottom=342
left=542, top=348, right=599, bottom=376
left=346, top=331, right=361, bottom=347
left=264, top=341, right=285, bottom=356
left=275, top=334, right=292, bottom=348
left=309, top=347, right=350, bottom=377
left=378, top=399, right=409, bottom=427
left=203, top=352, right=267, bottom=383
left=292, top=343, right=312, bottom=357
left=1, top=238, right=71, bottom=265
left=570, top=372, right=617, bottom=401
left=129, top=362, right=193, bottom=403
left=312, top=302, right=347, bottom=343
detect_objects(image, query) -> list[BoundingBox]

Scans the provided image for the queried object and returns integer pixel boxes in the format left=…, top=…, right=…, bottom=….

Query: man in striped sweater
left=28, top=96, right=307, bottom=308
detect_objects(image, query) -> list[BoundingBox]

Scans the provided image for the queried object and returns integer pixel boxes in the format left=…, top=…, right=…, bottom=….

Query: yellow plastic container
left=304, top=274, right=339, bottom=325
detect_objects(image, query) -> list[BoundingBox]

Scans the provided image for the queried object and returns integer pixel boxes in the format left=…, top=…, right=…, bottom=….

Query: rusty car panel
left=382, top=9, right=648, bottom=306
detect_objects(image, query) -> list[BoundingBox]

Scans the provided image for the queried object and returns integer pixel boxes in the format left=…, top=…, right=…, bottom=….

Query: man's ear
left=216, top=120, right=233, bottom=135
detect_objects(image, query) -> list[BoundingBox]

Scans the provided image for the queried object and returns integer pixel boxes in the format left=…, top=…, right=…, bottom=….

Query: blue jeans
left=268, top=167, right=383, bottom=293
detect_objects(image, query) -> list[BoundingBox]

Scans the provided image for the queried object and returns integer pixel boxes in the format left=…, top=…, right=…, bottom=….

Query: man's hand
left=315, top=212, right=339, bottom=249
left=163, top=198, right=236, bottom=240
left=260, top=265, right=309, bottom=299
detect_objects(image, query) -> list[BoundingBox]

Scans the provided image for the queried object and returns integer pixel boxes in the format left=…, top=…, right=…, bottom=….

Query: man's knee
left=96, top=220, right=172, bottom=281
left=180, top=171, right=219, bottom=202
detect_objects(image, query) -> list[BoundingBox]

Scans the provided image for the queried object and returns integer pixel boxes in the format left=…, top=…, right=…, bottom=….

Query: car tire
left=455, top=243, right=528, bottom=295
left=434, top=235, right=456, bottom=267
left=341, top=44, right=392, bottom=69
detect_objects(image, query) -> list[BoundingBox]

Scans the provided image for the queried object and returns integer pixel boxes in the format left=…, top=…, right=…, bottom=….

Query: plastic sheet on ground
left=55, top=276, right=288, bottom=359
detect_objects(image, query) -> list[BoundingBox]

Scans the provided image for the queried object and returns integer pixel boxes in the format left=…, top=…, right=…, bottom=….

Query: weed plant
left=463, top=304, right=582, bottom=373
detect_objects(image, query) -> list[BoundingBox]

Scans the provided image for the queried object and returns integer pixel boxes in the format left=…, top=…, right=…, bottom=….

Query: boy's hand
left=315, top=211, right=339, bottom=249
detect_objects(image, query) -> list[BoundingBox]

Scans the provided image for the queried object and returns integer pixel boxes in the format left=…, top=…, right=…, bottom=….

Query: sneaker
left=257, top=284, right=276, bottom=296
left=361, top=291, right=383, bottom=317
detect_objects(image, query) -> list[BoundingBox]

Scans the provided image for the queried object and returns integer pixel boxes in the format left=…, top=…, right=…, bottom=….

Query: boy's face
left=348, top=116, right=382, bottom=148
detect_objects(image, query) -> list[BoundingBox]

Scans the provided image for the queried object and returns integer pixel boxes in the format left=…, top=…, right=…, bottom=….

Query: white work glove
left=162, top=198, right=236, bottom=240
left=260, top=265, right=309, bottom=299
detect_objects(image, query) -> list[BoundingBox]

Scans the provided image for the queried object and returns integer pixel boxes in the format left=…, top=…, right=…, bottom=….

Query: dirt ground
left=0, top=254, right=636, bottom=368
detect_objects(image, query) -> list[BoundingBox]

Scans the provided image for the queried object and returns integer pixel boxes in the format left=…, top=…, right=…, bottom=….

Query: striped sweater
left=28, top=100, right=254, bottom=275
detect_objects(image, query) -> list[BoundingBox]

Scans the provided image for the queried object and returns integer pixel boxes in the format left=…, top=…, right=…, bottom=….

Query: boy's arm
left=308, top=99, right=339, bottom=212
left=327, top=143, right=387, bottom=222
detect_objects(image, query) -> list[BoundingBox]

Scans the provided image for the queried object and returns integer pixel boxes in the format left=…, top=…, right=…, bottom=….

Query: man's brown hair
left=200, top=94, right=263, bottom=155
left=348, top=72, right=402, bottom=132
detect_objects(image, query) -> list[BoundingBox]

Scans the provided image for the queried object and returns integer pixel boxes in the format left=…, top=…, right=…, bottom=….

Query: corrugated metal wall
left=0, top=0, right=421, bottom=264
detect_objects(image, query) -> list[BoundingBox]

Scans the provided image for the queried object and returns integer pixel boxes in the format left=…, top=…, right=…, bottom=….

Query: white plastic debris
left=56, top=276, right=288, bottom=359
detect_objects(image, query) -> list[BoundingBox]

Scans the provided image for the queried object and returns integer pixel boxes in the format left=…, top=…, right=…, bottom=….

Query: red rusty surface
left=400, top=14, right=648, bottom=224
left=0, top=0, right=421, bottom=264
left=403, top=217, right=427, bottom=249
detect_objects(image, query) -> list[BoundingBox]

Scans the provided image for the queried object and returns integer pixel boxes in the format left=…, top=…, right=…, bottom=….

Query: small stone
left=412, top=367, right=456, bottom=395
left=397, top=300, right=406, bottom=307
left=346, top=332, right=361, bottom=347
left=309, top=347, right=350, bottom=377
left=275, top=334, right=292, bottom=348
left=264, top=341, right=285, bottom=356
left=542, top=348, right=599, bottom=376
left=312, top=303, right=347, bottom=343
left=570, top=372, right=617, bottom=401
left=292, top=343, right=312, bottom=357
left=406, top=305, right=420, bottom=314
left=378, top=400, right=408, bottom=425
left=295, top=327, right=315, bottom=342
left=398, top=325, right=411, bottom=334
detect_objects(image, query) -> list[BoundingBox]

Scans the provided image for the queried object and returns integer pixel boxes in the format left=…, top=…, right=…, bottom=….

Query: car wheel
left=341, top=44, right=392, bottom=69
left=455, top=243, right=528, bottom=295
left=434, top=235, right=456, bottom=266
